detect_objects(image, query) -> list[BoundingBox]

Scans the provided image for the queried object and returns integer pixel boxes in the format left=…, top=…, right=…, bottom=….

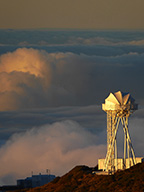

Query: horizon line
left=0, top=28, right=144, bottom=32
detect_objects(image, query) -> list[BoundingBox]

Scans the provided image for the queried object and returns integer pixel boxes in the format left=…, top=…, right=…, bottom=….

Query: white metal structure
left=102, top=91, right=138, bottom=174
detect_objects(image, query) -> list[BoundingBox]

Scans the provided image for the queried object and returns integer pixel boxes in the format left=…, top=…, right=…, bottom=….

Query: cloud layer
left=0, top=120, right=105, bottom=185
left=0, top=47, right=144, bottom=111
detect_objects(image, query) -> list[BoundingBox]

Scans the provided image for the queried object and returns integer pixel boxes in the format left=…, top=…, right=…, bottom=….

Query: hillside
left=15, top=162, right=144, bottom=192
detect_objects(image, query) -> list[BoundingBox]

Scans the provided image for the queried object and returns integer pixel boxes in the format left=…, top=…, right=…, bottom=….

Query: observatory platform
left=98, top=157, right=144, bottom=171
left=98, top=91, right=143, bottom=174
left=102, top=91, right=138, bottom=112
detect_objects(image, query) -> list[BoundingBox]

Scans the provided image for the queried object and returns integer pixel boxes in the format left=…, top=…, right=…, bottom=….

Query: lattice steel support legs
left=104, top=114, right=136, bottom=174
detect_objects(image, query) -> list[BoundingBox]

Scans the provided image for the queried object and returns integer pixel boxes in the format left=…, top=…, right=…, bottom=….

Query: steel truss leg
left=104, top=116, right=120, bottom=173
left=121, top=117, right=136, bottom=168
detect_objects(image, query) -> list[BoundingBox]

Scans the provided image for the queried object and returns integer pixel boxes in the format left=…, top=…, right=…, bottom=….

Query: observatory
left=98, top=91, right=143, bottom=174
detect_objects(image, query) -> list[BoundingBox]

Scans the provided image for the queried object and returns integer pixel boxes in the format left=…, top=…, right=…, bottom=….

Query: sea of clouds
left=0, top=30, right=144, bottom=185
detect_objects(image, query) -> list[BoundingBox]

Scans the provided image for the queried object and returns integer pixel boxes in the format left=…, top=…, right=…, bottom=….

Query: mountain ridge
left=14, top=162, right=144, bottom=192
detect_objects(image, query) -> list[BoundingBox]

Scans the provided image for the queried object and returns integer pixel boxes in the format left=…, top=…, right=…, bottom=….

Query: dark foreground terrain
left=13, top=162, right=144, bottom=192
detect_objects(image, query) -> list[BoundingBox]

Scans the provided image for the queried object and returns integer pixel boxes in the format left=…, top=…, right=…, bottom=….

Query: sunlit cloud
left=0, top=48, right=144, bottom=111
left=0, top=48, right=51, bottom=78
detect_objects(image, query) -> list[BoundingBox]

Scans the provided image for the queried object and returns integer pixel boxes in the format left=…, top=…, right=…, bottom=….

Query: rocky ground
left=13, top=162, right=144, bottom=192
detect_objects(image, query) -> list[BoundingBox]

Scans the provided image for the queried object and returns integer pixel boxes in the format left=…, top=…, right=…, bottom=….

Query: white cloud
left=0, top=120, right=105, bottom=185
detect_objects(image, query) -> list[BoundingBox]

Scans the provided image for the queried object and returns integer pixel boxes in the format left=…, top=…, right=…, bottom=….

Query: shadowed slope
left=15, top=162, right=144, bottom=192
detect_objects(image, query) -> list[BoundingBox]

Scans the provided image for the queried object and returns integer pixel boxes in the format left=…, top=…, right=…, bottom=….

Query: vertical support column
left=105, top=111, right=112, bottom=172
left=107, top=111, right=111, bottom=153
left=125, top=116, right=130, bottom=168
left=106, top=111, right=112, bottom=171
left=123, top=124, right=126, bottom=169
left=105, top=111, right=118, bottom=174
left=121, top=116, right=136, bottom=169
left=104, top=115, right=120, bottom=173
left=111, top=111, right=116, bottom=173
left=114, top=115, right=118, bottom=171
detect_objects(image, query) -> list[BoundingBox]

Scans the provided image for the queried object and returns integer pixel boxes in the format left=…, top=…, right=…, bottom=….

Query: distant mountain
left=14, top=162, right=144, bottom=192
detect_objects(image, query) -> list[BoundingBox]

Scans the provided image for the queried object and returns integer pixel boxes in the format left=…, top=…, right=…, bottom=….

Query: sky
left=0, top=30, right=144, bottom=185
left=0, top=0, right=144, bottom=29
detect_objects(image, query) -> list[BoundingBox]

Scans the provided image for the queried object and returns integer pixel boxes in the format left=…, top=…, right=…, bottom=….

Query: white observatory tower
left=98, top=91, right=144, bottom=174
